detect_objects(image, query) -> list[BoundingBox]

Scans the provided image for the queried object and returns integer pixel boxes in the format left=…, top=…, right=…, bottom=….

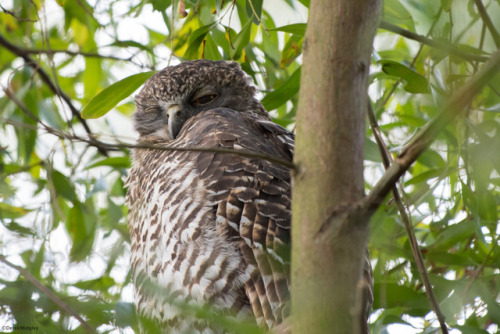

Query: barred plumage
left=125, top=60, right=372, bottom=333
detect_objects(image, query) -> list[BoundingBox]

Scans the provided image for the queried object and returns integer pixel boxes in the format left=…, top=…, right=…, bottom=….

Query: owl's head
left=133, top=60, right=267, bottom=140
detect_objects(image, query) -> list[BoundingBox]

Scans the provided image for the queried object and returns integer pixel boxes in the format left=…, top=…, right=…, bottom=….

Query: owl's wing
left=177, top=108, right=293, bottom=328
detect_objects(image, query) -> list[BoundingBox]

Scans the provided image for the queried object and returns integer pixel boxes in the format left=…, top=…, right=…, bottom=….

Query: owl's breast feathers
left=126, top=108, right=294, bottom=332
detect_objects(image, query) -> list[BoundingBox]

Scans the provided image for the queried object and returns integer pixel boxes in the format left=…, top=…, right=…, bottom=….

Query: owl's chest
left=126, top=155, right=250, bottom=321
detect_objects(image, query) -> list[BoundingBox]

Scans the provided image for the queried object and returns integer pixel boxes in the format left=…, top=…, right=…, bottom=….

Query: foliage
left=0, top=0, right=499, bottom=333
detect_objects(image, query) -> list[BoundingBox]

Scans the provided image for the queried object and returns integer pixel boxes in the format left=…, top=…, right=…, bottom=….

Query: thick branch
left=0, top=34, right=108, bottom=156
left=0, top=255, right=96, bottom=333
left=379, top=21, right=489, bottom=62
left=292, top=1, right=381, bottom=333
left=365, top=47, right=500, bottom=214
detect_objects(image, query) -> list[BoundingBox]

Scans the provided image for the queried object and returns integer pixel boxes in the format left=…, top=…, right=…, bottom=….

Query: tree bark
left=291, top=1, right=381, bottom=333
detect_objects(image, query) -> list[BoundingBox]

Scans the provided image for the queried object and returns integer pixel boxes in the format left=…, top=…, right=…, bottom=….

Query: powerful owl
left=125, top=60, right=372, bottom=333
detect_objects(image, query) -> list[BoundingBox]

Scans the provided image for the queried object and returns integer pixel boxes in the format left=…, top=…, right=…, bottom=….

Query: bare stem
left=367, top=104, right=449, bottom=334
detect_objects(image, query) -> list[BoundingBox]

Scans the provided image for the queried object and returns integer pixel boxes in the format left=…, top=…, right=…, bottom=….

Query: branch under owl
left=1, top=117, right=295, bottom=170
left=3, top=85, right=295, bottom=170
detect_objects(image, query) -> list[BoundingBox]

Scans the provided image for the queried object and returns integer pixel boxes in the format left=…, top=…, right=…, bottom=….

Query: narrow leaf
left=269, top=23, right=306, bottom=36
left=86, top=157, right=131, bottom=169
left=261, top=68, right=301, bottom=111
left=230, top=19, right=252, bottom=60
left=379, top=60, right=430, bottom=93
left=0, top=203, right=32, bottom=219
left=81, top=71, right=156, bottom=119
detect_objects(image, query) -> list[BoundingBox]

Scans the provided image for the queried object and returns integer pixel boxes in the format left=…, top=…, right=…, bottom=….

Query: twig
left=0, top=254, right=96, bottom=333
left=0, top=34, right=108, bottom=156
left=379, top=21, right=489, bottom=63
left=247, top=0, right=269, bottom=36
left=472, top=0, right=500, bottom=48
left=367, top=103, right=449, bottom=334
left=0, top=3, right=37, bottom=22
left=364, top=47, right=500, bottom=213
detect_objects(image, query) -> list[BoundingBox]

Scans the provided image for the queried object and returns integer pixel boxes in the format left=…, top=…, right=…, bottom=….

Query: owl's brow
left=145, top=105, right=161, bottom=113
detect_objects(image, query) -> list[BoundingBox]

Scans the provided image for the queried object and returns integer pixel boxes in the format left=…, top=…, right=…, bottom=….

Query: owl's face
left=133, top=60, right=267, bottom=140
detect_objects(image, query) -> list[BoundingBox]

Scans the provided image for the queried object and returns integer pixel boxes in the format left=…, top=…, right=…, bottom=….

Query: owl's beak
left=167, top=104, right=183, bottom=139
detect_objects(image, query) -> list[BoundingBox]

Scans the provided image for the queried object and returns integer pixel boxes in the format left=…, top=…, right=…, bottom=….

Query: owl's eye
left=192, top=94, right=217, bottom=106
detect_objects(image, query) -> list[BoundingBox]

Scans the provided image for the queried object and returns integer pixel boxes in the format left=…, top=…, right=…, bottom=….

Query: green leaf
left=230, top=18, right=252, bottom=60
left=66, top=202, right=96, bottom=262
left=151, top=0, right=171, bottom=12
left=115, top=302, right=137, bottom=328
left=373, top=282, right=429, bottom=314
left=383, top=0, right=414, bottom=29
left=184, top=23, right=216, bottom=59
left=51, top=170, right=76, bottom=203
left=1, top=222, right=35, bottom=236
left=440, top=0, right=453, bottom=12
left=297, top=0, right=309, bottom=7
left=365, top=137, right=382, bottom=162
left=379, top=60, right=430, bottom=93
left=432, top=219, right=476, bottom=250
left=0, top=203, right=32, bottom=219
left=81, top=71, right=156, bottom=119
left=261, top=68, right=300, bottom=111
left=280, top=35, right=303, bottom=68
left=204, top=34, right=223, bottom=60
left=83, top=57, right=102, bottom=100
left=246, top=0, right=262, bottom=25
left=73, top=276, right=116, bottom=291
left=87, top=157, right=131, bottom=169
left=477, top=191, right=498, bottom=230
left=269, top=23, right=306, bottom=36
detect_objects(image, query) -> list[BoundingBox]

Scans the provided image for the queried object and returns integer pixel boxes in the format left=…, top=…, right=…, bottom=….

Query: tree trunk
left=291, top=1, right=381, bottom=333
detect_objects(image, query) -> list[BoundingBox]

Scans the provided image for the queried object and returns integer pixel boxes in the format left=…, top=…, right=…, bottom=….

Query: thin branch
left=20, top=48, right=134, bottom=62
left=472, top=0, right=500, bottom=48
left=247, top=0, right=269, bottom=36
left=364, top=46, right=500, bottom=214
left=4, top=78, right=295, bottom=170
left=367, top=103, right=449, bottom=334
left=379, top=21, right=489, bottom=63
left=0, top=118, right=295, bottom=170
left=0, top=34, right=108, bottom=156
left=0, top=254, right=96, bottom=333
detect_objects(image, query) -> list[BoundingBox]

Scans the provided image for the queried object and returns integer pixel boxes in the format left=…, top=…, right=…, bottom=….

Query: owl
left=125, top=60, right=372, bottom=333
